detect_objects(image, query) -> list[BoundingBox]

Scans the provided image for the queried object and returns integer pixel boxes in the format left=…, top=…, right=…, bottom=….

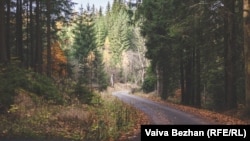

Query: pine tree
left=109, top=7, right=132, bottom=66
left=72, top=5, right=97, bottom=84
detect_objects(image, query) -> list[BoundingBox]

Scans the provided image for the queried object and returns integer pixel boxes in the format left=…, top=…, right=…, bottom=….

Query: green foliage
left=73, top=82, right=94, bottom=104
left=97, top=72, right=109, bottom=91
left=84, top=95, right=138, bottom=141
left=93, top=50, right=109, bottom=91
left=0, top=66, right=62, bottom=111
left=72, top=8, right=96, bottom=60
left=95, top=16, right=108, bottom=48
left=69, top=5, right=109, bottom=93
left=108, top=5, right=132, bottom=66
left=142, top=67, right=156, bottom=93
left=138, top=0, right=244, bottom=109
left=137, top=0, right=181, bottom=99
left=27, top=72, right=63, bottom=104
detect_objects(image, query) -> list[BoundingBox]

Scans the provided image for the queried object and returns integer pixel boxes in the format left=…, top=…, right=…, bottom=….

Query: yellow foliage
left=43, top=41, right=68, bottom=77
left=87, top=51, right=95, bottom=63
left=55, top=21, right=63, bottom=30
left=8, top=104, right=19, bottom=113
left=103, top=37, right=111, bottom=66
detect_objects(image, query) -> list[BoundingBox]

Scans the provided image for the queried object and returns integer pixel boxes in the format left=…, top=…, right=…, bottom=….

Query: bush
left=0, top=66, right=63, bottom=112
left=27, top=72, right=63, bottom=103
left=73, top=83, right=94, bottom=104
left=0, top=66, right=29, bottom=111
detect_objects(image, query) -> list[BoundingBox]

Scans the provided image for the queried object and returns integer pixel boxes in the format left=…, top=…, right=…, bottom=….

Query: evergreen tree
left=138, top=0, right=179, bottom=99
left=109, top=8, right=132, bottom=66
left=95, top=13, right=108, bottom=49
left=72, top=5, right=97, bottom=84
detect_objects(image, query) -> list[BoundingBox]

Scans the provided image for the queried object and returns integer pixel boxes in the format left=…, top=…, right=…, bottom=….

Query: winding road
left=113, top=91, right=213, bottom=141
left=113, top=91, right=211, bottom=125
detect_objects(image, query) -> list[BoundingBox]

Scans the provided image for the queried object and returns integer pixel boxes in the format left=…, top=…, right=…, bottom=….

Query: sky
left=72, top=0, right=114, bottom=12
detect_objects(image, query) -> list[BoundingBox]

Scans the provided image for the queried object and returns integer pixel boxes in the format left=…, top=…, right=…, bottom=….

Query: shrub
left=0, top=66, right=29, bottom=111
left=27, top=72, right=63, bottom=104
left=73, top=83, right=94, bottom=104
left=0, top=66, right=63, bottom=112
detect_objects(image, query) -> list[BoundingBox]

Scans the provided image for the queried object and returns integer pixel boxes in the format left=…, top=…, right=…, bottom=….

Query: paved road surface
left=113, top=91, right=213, bottom=141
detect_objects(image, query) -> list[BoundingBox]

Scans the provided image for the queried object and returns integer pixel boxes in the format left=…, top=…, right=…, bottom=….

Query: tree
left=129, top=24, right=149, bottom=85
left=35, top=0, right=43, bottom=73
left=72, top=5, right=97, bottom=84
left=1, top=0, right=74, bottom=74
left=106, top=1, right=111, bottom=14
left=223, top=0, right=237, bottom=110
left=92, top=50, right=109, bottom=90
left=16, top=0, right=24, bottom=65
left=29, top=0, right=35, bottom=69
left=244, top=0, right=250, bottom=110
left=46, top=0, right=52, bottom=77
left=43, top=41, right=68, bottom=78
left=138, top=0, right=180, bottom=99
left=0, top=0, right=7, bottom=64
left=95, top=13, right=107, bottom=49
left=6, top=0, right=11, bottom=62
left=108, top=8, right=132, bottom=66
left=137, top=0, right=246, bottom=111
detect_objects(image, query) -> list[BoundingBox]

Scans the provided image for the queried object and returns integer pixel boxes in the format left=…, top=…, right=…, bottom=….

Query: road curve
left=113, top=91, right=212, bottom=125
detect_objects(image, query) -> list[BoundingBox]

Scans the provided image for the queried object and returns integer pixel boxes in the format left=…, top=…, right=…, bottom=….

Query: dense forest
left=0, top=0, right=250, bottom=139
left=138, top=0, right=250, bottom=113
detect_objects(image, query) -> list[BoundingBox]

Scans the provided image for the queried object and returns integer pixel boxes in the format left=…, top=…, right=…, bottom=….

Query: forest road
left=112, top=91, right=214, bottom=141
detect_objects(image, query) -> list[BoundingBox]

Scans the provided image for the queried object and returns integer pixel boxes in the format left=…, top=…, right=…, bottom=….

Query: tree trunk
left=243, top=0, right=250, bottom=109
left=30, top=0, right=35, bottom=69
left=185, top=45, right=194, bottom=106
left=194, top=10, right=202, bottom=108
left=180, top=47, right=187, bottom=104
left=6, top=0, right=11, bottom=62
left=162, top=65, right=169, bottom=100
left=46, top=0, right=52, bottom=77
left=26, top=1, right=29, bottom=68
left=0, top=0, right=7, bottom=64
left=224, top=0, right=237, bottom=110
left=195, top=46, right=201, bottom=107
left=16, top=0, right=23, bottom=65
left=156, top=63, right=163, bottom=98
left=35, top=0, right=42, bottom=73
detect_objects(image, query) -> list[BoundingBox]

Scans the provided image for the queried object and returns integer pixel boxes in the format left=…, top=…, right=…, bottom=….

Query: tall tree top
left=99, top=6, right=103, bottom=16
left=106, top=1, right=111, bottom=14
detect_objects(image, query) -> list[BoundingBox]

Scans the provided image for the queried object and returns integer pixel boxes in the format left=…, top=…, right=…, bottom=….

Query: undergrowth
left=0, top=66, right=62, bottom=112
left=0, top=66, right=142, bottom=140
left=0, top=91, right=140, bottom=141
left=0, top=66, right=140, bottom=141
